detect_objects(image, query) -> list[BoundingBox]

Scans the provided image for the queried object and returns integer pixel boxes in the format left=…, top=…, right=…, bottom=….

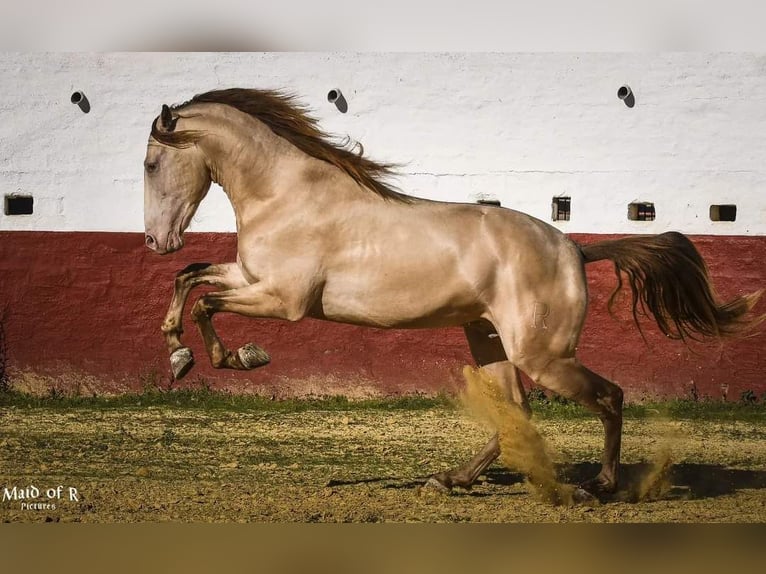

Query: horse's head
left=143, top=105, right=211, bottom=254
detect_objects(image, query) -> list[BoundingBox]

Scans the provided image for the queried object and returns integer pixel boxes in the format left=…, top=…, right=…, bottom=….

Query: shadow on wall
left=118, top=22, right=287, bottom=51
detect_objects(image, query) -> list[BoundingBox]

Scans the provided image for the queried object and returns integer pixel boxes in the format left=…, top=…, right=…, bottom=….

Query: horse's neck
left=203, top=116, right=374, bottom=219
left=201, top=114, right=274, bottom=185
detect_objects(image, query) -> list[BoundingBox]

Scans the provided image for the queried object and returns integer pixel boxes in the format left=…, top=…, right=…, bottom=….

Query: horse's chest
left=235, top=233, right=312, bottom=282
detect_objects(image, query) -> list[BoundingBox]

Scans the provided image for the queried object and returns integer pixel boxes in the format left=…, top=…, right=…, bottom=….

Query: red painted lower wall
left=1, top=231, right=764, bottom=400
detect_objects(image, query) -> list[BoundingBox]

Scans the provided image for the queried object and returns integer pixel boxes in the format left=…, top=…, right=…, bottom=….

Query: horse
left=143, top=88, right=763, bottom=497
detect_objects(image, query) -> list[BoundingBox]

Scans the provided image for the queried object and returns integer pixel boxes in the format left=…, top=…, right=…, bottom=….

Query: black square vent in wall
left=4, top=195, right=34, bottom=215
left=552, top=196, right=571, bottom=221
left=709, top=204, right=737, bottom=222
left=628, top=202, right=655, bottom=221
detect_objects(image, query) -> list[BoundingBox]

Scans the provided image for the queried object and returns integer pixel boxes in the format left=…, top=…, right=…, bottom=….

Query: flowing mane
left=151, top=88, right=412, bottom=203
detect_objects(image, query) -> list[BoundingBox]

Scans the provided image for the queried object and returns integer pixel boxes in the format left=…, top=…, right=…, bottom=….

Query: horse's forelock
left=150, top=114, right=204, bottom=149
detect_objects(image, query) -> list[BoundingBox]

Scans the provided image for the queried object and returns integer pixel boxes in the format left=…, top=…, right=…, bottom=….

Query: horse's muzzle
left=145, top=233, right=182, bottom=254
left=145, top=233, right=158, bottom=251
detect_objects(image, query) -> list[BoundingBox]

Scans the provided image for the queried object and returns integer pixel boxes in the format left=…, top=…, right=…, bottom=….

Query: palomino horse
left=143, top=88, right=762, bottom=497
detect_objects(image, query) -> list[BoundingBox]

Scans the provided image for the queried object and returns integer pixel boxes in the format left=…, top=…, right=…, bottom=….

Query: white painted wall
left=1, top=52, right=765, bottom=235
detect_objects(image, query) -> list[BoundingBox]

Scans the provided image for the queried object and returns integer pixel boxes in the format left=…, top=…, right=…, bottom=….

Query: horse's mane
left=152, top=88, right=412, bottom=203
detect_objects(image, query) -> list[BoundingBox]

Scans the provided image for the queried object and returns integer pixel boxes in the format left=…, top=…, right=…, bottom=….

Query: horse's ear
left=160, top=104, right=178, bottom=132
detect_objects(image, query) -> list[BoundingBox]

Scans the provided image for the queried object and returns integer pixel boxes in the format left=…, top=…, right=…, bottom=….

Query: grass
left=1, top=386, right=765, bottom=422
left=0, top=387, right=452, bottom=413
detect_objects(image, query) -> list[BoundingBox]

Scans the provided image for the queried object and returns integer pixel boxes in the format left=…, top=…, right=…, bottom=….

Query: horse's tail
left=579, top=231, right=764, bottom=341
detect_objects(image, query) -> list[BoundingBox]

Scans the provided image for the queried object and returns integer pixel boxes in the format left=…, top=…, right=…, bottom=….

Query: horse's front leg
left=162, top=262, right=249, bottom=379
left=190, top=283, right=303, bottom=372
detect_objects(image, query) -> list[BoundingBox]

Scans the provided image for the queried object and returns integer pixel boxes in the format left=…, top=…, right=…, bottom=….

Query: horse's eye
left=145, top=162, right=158, bottom=174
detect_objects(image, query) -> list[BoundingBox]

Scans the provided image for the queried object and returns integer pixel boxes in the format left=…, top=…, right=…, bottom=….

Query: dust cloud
left=460, top=365, right=680, bottom=505
left=459, top=365, right=576, bottom=505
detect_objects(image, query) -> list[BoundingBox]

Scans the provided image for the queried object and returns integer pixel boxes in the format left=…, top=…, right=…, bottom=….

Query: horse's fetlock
left=210, top=350, right=228, bottom=369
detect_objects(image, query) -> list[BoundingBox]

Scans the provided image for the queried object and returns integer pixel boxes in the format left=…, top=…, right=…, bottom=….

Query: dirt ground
left=1, top=403, right=765, bottom=522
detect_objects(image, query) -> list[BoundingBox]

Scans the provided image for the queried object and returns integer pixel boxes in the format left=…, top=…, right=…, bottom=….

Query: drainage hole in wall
left=628, top=202, right=655, bottom=221
left=709, top=204, right=737, bottom=222
left=4, top=195, right=34, bottom=215
left=552, top=196, right=571, bottom=221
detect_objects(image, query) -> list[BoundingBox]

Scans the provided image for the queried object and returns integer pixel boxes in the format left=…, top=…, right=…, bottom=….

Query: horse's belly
left=317, top=282, right=484, bottom=329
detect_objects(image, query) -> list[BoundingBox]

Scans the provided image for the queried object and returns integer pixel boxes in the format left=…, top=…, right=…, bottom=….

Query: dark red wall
left=1, top=231, right=764, bottom=400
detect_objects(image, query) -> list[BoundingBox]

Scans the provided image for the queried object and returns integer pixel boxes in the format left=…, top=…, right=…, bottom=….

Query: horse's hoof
left=424, top=477, right=451, bottom=494
left=170, top=347, right=195, bottom=380
left=572, top=487, right=599, bottom=505
left=237, top=343, right=271, bottom=369
left=579, top=476, right=616, bottom=497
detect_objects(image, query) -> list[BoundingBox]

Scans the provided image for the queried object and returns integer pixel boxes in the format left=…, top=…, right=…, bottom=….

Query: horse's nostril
left=145, top=234, right=157, bottom=249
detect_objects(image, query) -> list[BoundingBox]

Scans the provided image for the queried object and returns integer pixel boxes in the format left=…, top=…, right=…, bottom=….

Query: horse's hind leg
left=521, top=356, right=623, bottom=493
left=428, top=320, right=530, bottom=491
left=161, top=262, right=249, bottom=379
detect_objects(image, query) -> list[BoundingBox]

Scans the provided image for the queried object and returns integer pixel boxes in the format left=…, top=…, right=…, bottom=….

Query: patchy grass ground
left=1, top=390, right=765, bottom=522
